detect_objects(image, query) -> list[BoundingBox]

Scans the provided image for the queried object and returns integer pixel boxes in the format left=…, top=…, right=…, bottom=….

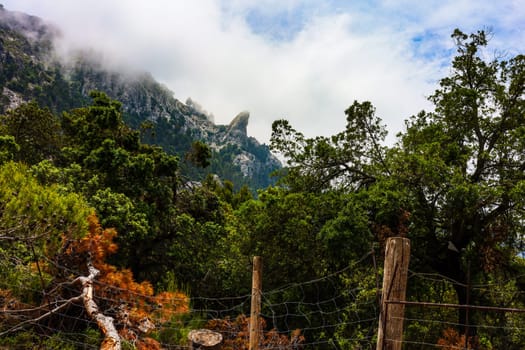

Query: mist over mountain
left=0, top=4, right=280, bottom=190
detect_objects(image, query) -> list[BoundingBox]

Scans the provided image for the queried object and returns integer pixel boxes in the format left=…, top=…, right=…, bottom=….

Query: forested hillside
left=1, top=4, right=525, bottom=349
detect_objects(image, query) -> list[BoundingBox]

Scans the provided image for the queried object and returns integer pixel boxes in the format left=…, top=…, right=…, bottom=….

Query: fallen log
left=76, top=261, right=121, bottom=350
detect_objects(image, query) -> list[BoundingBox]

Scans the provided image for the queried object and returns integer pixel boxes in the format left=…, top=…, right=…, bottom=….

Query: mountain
left=0, top=5, right=281, bottom=190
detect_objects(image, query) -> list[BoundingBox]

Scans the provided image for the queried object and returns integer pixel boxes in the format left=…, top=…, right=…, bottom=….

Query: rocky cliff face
left=66, top=57, right=281, bottom=182
left=0, top=5, right=280, bottom=189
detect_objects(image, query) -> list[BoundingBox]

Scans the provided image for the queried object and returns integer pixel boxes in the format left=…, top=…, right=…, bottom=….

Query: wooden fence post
left=376, top=237, right=410, bottom=350
left=249, top=256, right=262, bottom=350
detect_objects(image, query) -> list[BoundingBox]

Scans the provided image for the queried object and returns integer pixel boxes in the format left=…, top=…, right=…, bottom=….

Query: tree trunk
left=188, top=329, right=223, bottom=349
left=452, top=279, right=476, bottom=336
left=439, top=248, right=476, bottom=337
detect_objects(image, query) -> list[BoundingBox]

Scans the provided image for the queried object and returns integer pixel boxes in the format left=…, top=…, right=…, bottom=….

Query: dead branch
left=0, top=295, right=82, bottom=336
left=77, top=261, right=121, bottom=350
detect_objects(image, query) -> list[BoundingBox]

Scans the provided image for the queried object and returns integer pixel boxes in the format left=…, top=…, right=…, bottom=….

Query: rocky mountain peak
left=227, top=111, right=249, bottom=137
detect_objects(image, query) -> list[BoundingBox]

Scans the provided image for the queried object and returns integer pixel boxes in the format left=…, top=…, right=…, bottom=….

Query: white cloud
left=2, top=0, right=523, bottom=145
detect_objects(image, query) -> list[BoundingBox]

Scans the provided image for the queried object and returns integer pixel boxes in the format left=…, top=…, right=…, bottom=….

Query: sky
left=2, top=0, right=524, bottom=145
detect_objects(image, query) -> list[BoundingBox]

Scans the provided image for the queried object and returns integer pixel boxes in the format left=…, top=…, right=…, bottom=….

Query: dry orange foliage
left=206, top=314, right=305, bottom=350
left=73, top=214, right=154, bottom=305
left=437, top=327, right=485, bottom=350
left=120, top=328, right=162, bottom=350
left=65, top=213, right=189, bottom=348
left=153, top=291, right=190, bottom=323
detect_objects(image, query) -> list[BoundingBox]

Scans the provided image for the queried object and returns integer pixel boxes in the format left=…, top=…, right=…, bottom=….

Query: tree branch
left=0, top=295, right=83, bottom=336
left=77, top=261, right=121, bottom=350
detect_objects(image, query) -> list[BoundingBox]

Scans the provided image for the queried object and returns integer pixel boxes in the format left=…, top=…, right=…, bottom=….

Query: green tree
left=235, top=187, right=373, bottom=283
left=61, top=91, right=179, bottom=198
left=236, top=188, right=329, bottom=285
left=395, top=29, right=525, bottom=328
left=185, top=140, right=211, bottom=168
left=51, top=91, right=179, bottom=279
left=0, top=101, right=62, bottom=164
left=231, top=186, right=376, bottom=345
left=270, top=29, right=525, bottom=337
left=0, top=161, right=91, bottom=304
left=159, top=182, right=235, bottom=294
left=271, top=100, right=388, bottom=193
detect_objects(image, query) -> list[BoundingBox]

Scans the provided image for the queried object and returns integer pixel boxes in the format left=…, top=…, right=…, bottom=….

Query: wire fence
left=3, top=244, right=525, bottom=349
left=0, top=250, right=380, bottom=349
left=396, top=270, right=525, bottom=349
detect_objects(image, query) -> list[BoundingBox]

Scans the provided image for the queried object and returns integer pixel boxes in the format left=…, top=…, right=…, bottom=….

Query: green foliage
left=318, top=195, right=373, bottom=268
left=153, top=312, right=206, bottom=347
left=156, top=206, right=229, bottom=293
left=394, top=29, right=525, bottom=308
left=0, top=258, right=51, bottom=304
left=0, top=135, right=19, bottom=163
left=271, top=101, right=388, bottom=192
left=331, top=267, right=379, bottom=348
left=0, top=161, right=91, bottom=305
left=61, top=91, right=131, bottom=156
left=0, top=330, right=93, bottom=350
left=0, top=101, right=62, bottom=164
left=204, top=175, right=253, bottom=209
left=236, top=188, right=329, bottom=286
left=185, top=140, right=211, bottom=168
left=0, top=161, right=90, bottom=248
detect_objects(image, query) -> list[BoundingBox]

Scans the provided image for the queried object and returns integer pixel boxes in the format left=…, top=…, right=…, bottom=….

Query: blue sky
left=2, top=0, right=524, bottom=144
